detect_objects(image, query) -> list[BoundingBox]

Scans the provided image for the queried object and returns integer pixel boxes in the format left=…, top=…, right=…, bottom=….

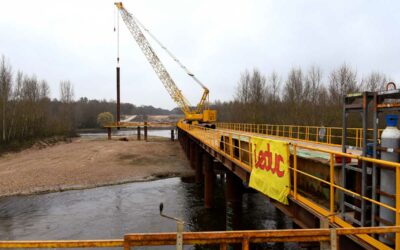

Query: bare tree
left=234, top=70, right=251, bottom=103
left=283, top=68, right=304, bottom=104
left=267, top=71, right=281, bottom=103
left=59, top=80, right=75, bottom=135
left=0, top=55, right=12, bottom=142
left=249, top=68, right=266, bottom=105
left=328, top=63, right=359, bottom=104
left=60, top=80, right=74, bottom=103
left=362, top=72, right=387, bottom=91
left=305, top=66, right=323, bottom=104
left=39, top=80, right=50, bottom=99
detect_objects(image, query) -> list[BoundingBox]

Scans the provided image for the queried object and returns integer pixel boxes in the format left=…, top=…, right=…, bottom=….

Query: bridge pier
left=107, top=127, right=111, bottom=140
left=226, top=171, right=243, bottom=231
left=195, top=149, right=204, bottom=183
left=203, top=153, right=215, bottom=208
left=144, top=122, right=147, bottom=141
left=137, top=126, right=141, bottom=140
left=185, top=136, right=190, bottom=158
left=189, top=141, right=195, bottom=169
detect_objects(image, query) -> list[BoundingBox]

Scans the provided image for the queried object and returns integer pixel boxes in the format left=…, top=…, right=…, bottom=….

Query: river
left=0, top=130, right=299, bottom=249
left=0, top=178, right=298, bottom=249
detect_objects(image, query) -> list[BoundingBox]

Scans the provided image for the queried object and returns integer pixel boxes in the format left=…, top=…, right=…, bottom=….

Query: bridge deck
left=178, top=122, right=400, bottom=250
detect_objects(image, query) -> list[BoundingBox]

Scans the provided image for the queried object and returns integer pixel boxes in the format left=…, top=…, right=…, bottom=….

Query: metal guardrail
left=123, top=227, right=400, bottom=250
left=178, top=121, right=400, bottom=249
left=0, top=239, right=123, bottom=248
left=105, top=121, right=176, bottom=128
left=216, top=122, right=383, bottom=148
left=2, top=227, right=400, bottom=249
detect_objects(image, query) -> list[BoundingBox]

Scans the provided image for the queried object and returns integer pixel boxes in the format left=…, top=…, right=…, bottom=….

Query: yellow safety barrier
left=2, top=227, right=400, bottom=249
left=216, top=122, right=383, bottom=148
left=178, top=121, right=400, bottom=249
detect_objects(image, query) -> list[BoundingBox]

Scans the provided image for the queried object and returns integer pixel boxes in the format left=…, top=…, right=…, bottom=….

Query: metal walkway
left=178, top=121, right=400, bottom=250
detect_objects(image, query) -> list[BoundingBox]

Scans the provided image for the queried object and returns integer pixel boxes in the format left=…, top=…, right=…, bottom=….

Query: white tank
left=379, top=115, right=400, bottom=244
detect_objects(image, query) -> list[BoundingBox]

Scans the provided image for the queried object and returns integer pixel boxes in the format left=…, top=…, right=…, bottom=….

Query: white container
left=379, top=116, right=400, bottom=244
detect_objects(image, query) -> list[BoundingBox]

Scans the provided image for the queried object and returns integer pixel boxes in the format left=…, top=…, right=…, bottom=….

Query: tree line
left=0, top=56, right=75, bottom=148
left=213, top=64, right=390, bottom=127
left=1, top=53, right=393, bottom=148
left=0, top=55, right=177, bottom=149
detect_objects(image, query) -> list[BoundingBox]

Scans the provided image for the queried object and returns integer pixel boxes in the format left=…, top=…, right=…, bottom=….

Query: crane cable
left=130, top=13, right=208, bottom=90
left=114, top=7, right=120, bottom=65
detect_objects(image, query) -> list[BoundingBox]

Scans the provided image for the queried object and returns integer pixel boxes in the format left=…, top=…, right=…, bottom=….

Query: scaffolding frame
left=342, top=87, right=400, bottom=229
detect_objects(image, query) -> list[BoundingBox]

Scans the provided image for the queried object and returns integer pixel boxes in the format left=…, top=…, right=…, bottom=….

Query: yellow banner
left=249, top=138, right=290, bottom=205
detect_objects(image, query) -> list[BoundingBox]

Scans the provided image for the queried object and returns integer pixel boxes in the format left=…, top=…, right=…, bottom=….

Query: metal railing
left=216, top=122, right=383, bottom=148
left=0, top=239, right=123, bottom=248
left=2, top=227, right=400, bottom=249
left=105, top=121, right=176, bottom=128
left=178, top=121, right=400, bottom=249
left=123, top=227, right=400, bottom=249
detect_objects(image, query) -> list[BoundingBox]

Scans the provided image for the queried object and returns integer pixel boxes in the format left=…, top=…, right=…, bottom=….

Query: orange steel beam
left=0, top=239, right=123, bottom=248
left=124, top=227, right=400, bottom=247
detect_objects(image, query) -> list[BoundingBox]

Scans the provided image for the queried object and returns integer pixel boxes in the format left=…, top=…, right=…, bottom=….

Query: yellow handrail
left=178, top=121, right=400, bottom=249
left=216, top=122, right=383, bottom=148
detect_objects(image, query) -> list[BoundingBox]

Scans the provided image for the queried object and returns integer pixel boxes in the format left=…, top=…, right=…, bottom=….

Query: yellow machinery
left=115, top=2, right=217, bottom=124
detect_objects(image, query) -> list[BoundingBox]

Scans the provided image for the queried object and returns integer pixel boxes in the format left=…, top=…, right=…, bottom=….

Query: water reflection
left=0, top=177, right=298, bottom=249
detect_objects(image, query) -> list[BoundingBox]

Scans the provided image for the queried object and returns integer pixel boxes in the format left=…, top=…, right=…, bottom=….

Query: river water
left=0, top=131, right=298, bottom=249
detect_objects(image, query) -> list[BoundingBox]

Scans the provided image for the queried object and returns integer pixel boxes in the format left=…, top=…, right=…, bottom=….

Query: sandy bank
left=0, top=137, right=193, bottom=198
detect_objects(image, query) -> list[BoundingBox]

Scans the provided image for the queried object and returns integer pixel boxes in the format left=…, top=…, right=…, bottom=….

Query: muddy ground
left=0, top=136, right=193, bottom=197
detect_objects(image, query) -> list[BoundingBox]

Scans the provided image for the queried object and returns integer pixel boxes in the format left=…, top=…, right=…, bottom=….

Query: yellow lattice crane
left=115, top=2, right=217, bottom=124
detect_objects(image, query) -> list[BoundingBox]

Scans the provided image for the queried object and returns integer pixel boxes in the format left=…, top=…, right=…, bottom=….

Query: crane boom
left=115, top=2, right=216, bottom=122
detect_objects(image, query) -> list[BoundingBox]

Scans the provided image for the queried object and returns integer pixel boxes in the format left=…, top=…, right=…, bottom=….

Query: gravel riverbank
left=0, top=136, right=193, bottom=198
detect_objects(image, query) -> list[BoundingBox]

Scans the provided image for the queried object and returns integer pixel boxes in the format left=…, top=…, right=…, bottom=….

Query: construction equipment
left=114, top=2, right=217, bottom=124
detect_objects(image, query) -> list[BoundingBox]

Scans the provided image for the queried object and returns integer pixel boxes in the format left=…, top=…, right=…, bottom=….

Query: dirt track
left=0, top=137, right=193, bottom=197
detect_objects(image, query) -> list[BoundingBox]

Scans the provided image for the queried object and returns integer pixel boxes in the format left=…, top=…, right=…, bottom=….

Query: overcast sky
left=0, top=0, right=399, bottom=109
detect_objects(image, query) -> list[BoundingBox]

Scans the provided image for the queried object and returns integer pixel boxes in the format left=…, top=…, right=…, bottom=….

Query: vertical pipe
left=241, top=238, right=249, bottom=250
left=341, top=95, right=347, bottom=219
left=293, top=145, right=298, bottom=199
left=320, top=218, right=330, bottom=250
left=229, top=134, right=233, bottom=158
left=176, top=221, right=184, bottom=250
left=396, top=166, right=400, bottom=249
left=144, top=122, right=148, bottom=141
left=330, top=153, right=335, bottom=223
left=330, top=229, right=338, bottom=250
left=107, top=127, right=112, bottom=140
left=361, top=92, right=368, bottom=226
left=116, top=66, right=120, bottom=129
left=372, top=93, right=378, bottom=227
